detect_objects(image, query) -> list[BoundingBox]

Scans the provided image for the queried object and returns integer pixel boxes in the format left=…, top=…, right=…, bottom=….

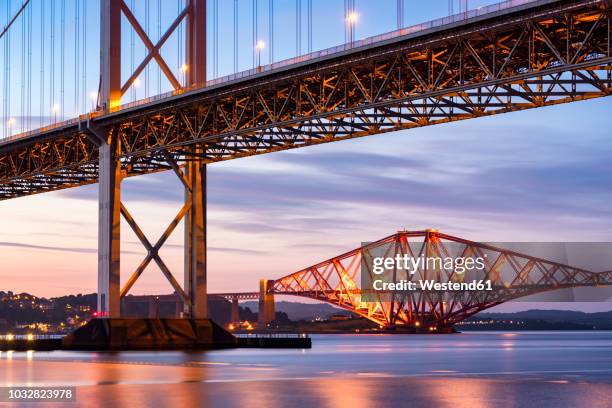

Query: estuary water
left=1, top=332, right=611, bottom=407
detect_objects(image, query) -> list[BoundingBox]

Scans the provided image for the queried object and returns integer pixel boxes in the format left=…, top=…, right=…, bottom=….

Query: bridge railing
left=1, top=0, right=541, bottom=145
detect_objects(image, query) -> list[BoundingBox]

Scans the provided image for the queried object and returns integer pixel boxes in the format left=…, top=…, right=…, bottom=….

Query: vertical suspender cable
left=269, top=0, right=273, bottom=63
left=213, top=0, right=219, bottom=78
left=2, top=3, right=5, bottom=136
left=40, top=0, right=45, bottom=123
left=131, top=0, right=135, bottom=100
left=3, top=2, right=7, bottom=137
left=344, top=0, right=347, bottom=44
left=295, top=0, right=301, bottom=55
left=157, top=0, right=161, bottom=94
left=145, top=0, right=149, bottom=97
left=178, top=0, right=183, bottom=87
left=252, top=0, right=256, bottom=68
left=21, top=3, right=25, bottom=132
left=82, top=0, right=86, bottom=112
left=307, top=0, right=311, bottom=53
left=61, top=0, right=65, bottom=118
left=51, top=0, right=55, bottom=122
left=74, top=0, right=79, bottom=115
left=397, top=0, right=404, bottom=29
left=8, top=1, right=11, bottom=132
left=234, top=0, right=238, bottom=72
left=28, top=2, right=32, bottom=130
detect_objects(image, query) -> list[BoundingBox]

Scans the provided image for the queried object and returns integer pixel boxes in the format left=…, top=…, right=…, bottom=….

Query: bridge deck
left=0, top=0, right=552, bottom=149
left=0, top=0, right=610, bottom=199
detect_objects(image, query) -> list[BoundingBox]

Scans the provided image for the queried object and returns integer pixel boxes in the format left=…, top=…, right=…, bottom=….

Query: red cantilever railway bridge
left=216, top=230, right=612, bottom=330
left=0, top=0, right=610, bottom=320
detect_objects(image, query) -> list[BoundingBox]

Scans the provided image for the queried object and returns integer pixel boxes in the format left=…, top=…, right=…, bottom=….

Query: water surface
left=1, top=332, right=610, bottom=407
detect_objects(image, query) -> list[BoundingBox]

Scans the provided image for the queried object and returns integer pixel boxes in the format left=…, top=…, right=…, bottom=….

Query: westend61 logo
left=365, top=253, right=493, bottom=294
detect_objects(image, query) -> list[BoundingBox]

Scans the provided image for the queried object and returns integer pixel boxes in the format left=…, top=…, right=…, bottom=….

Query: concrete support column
left=258, top=280, right=276, bottom=327
left=98, top=133, right=121, bottom=318
left=184, top=158, right=207, bottom=318
left=231, top=297, right=240, bottom=323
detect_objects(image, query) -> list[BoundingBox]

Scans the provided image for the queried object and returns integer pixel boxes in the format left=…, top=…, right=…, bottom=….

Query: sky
left=1, top=0, right=611, bottom=312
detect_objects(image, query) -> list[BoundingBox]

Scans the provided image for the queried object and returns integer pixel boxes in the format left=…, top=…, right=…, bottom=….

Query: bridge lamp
left=6, top=118, right=16, bottom=127
left=90, top=92, right=99, bottom=111
left=179, top=64, right=189, bottom=86
left=346, top=12, right=359, bottom=24
left=346, top=12, right=358, bottom=44
left=256, top=41, right=265, bottom=69
left=133, top=77, right=141, bottom=87
left=51, top=104, right=61, bottom=123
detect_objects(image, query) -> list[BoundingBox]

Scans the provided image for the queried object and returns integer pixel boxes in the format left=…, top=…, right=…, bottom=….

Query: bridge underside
left=0, top=0, right=610, bottom=199
left=270, top=231, right=611, bottom=330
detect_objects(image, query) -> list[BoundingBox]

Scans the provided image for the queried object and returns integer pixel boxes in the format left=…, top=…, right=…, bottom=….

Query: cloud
left=0, top=241, right=141, bottom=255
left=0, top=241, right=97, bottom=254
left=208, top=246, right=268, bottom=255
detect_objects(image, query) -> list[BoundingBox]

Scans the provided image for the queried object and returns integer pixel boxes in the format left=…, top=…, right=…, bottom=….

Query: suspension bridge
left=0, top=0, right=610, bottom=330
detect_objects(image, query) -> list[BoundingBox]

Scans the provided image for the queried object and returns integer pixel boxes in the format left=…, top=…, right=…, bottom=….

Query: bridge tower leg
left=230, top=296, right=240, bottom=323
left=258, top=280, right=276, bottom=327
left=183, top=0, right=208, bottom=319
left=97, top=0, right=122, bottom=317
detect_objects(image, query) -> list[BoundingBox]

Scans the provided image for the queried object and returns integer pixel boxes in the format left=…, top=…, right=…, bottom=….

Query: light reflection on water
left=0, top=332, right=611, bottom=407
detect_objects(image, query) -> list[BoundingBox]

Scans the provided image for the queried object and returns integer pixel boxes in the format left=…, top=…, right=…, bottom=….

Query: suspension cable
left=269, top=0, right=273, bottom=63
left=307, top=0, right=311, bottom=53
left=214, top=0, right=219, bottom=78
left=234, top=0, right=238, bottom=72
left=145, top=0, right=149, bottom=97
left=295, top=0, right=301, bottom=55
left=27, top=1, right=32, bottom=130
left=130, top=0, right=135, bottom=101
left=178, top=0, right=183, bottom=87
left=82, top=0, right=86, bottom=113
left=0, top=0, right=31, bottom=41
left=253, top=0, right=256, bottom=68
left=397, top=0, right=404, bottom=29
left=21, top=2, right=25, bottom=132
left=40, top=0, right=45, bottom=123
left=61, top=0, right=65, bottom=119
left=51, top=0, right=55, bottom=122
left=157, top=0, right=161, bottom=94
left=74, top=0, right=80, bottom=116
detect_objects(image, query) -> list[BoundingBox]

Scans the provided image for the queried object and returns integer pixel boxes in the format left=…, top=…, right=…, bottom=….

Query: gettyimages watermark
left=360, top=241, right=612, bottom=303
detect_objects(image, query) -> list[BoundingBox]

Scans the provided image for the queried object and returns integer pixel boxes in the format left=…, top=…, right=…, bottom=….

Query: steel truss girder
left=271, top=230, right=612, bottom=328
left=1, top=0, right=611, bottom=199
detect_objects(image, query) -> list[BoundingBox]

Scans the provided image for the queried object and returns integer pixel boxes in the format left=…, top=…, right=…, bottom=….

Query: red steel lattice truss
left=272, top=230, right=612, bottom=329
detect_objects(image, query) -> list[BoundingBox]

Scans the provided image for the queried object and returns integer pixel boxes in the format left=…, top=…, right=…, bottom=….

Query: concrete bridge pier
left=258, top=280, right=276, bottom=327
